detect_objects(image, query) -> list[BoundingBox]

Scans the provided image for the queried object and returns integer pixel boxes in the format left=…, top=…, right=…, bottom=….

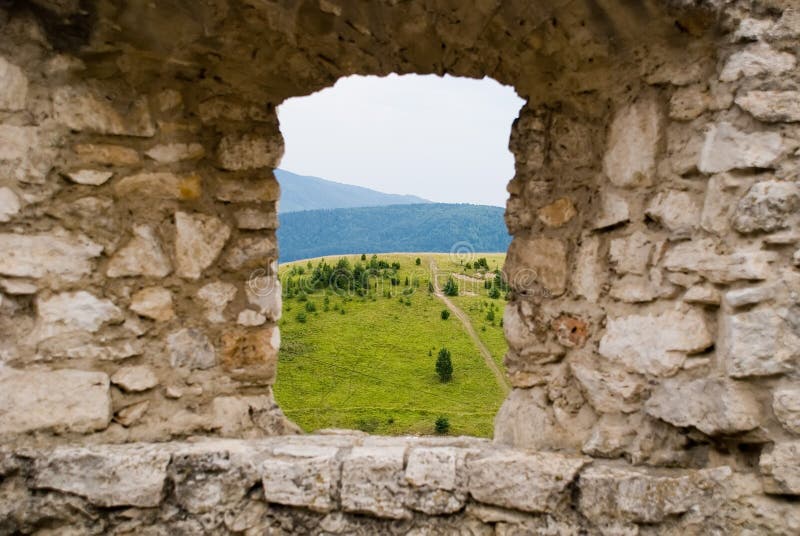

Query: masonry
left=0, top=0, right=799, bottom=533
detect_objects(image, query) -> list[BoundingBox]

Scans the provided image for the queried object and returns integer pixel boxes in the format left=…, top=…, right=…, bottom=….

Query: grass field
left=274, top=252, right=508, bottom=437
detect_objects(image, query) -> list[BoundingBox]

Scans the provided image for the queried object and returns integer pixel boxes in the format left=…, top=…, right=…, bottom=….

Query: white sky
left=277, top=74, right=525, bottom=207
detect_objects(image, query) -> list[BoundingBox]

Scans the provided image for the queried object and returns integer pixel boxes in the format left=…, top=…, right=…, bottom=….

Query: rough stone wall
left=0, top=0, right=799, bottom=532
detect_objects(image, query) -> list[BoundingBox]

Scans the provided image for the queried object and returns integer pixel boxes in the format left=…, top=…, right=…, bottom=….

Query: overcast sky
left=277, top=74, right=525, bottom=207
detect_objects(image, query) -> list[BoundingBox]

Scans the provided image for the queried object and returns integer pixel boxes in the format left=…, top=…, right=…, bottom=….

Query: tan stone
left=66, top=169, right=114, bottom=185
left=591, top=190, right=630, bottom=230
left=145, top=142, right=205, bottom=163
left=0, top=231, right=102, bottom=281
left=32, top=291, right=123, bottom=343
left=609, top=231, right=653, bottom=275
left=217, top=134, right=282, bottom=170
left=114, top=400, right=150, bottom=427
left=645, top=190, right=700, bottom=239
left=698, top=123, right=783, bottom=174
left=0, top=56, right=28, bottom=111
left=220, top=327, right=279, bottom=381
left=107, top=225, right=172, bottom=278
left=732, top=180, right=800, bottom=234
left=215, top=177, right=280, bottom=203
left=760, top=442, right=800, bottom=495
left=721, top=308, right=800, bottom=378
left=130, top=286, right=174, bottom=321
left=234, top=208, right=278, bottom=230
left=167, top=328, right=216, bottom=370
left=719, top=43, right=796, bottom=82
left=572, top=234, right=605, bottom=302
left=773, top=388, right=800, bottom=434
left=570, top=356, right=647, bottom=414
left=663, top=239, right=777, bottom=284
left=73, top=144, right=140, bottom=166
left=603, top=94, right=661, bottom=188
left=340, top=446, right=410, bottom=519
left=0, top=187, right=20, bottom=222
left=224, top=237, right=277, bottom=272
left=504, top=237, right=567, bottom=297
left=261, top=445, right=340, bottom=512
left=53, top=85, right=155, bottom=137
left=537, top=198, right=576, bottom=227
left=114, top=172, right=202, bottom=200
left=736, top=91, right=800, bottom=123
left=197, top=281, right=238, bottom=323
left=111, top=365, right=158, bottom=392
left=175, top=211, right=231, bottom=279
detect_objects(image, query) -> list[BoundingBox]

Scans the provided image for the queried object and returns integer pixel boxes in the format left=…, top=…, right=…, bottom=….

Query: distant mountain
left=276, top=169, right=430, bottom=213
left=277, top=203, right=510, bottom=262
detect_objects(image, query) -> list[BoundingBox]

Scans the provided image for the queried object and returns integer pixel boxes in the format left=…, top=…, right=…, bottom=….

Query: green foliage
left=440, top=309, right=450, bottom=320
left=435, top=416, right=450, bottom=434
left=474, top=257, right=489, bottom=270
left=443, top=277, right=459, bottom=297
left=488, top=286, right=501, bottom=299
left=486, top=309, right=495, bottom=322
left=305, top=301, right=317, bottom=313
left=436, top=348, right=453, bottom=383
left=295, top=311, right=307, bottom=323
left=415, top=257, right=421, bottom=265
left=361, top=253, right=367, bottom=261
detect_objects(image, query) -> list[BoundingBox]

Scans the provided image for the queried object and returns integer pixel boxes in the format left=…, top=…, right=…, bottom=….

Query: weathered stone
left=33, top=291, right=123, bottom=343
left=645, top=190, right=700, bottom=238
left=237, top=309, right=266, bottom=326
left=53, top=85, right=155, bottom=137
left=731, top=180, right=799, bottom=234
left=0, top=278, right=37, bottom=295
left=599, top=309, right=712, bottom=376
left=73, top=143, right=140, bottom=166
left=468, top=450, right=588, bottom=513
left=698, top=123, right=783, bottom=173
left=551, top=315, right=588, bottom=348
left=0, top=56, right=28, bottom=110
left=0, top=368, right=111, bottom=434
left=111, top=365, right=158, bottom=392
left=663, top=239, right=777, bottom=283
left=224, top=237, right=277, bottom=272
left=262, top=445, right=339, bottom=512
left=130, top=286, right=174, bottom=321
left=404, top=447, right=468, bottom=515
left=197, top=281, right=237, bottom=323
left=603, top=94, right=660, bottom=188
left=0, top=231, right=102, bottom=281
left=737, top=91, right=800, bottom=123
left=760, top=442, right=800, bottom=495
left=719, top=43, right=796, bottom=82
left=217, top=134, right=282, bottom=170
left=0, top=187, right=20, bottom=222
left=591, top=189, right=630, bottom=230
left=504, top=237, right=567, bottom=297
left=107, top=225, right=172, bottom=278
left=32, top=444, right=170, bottom=507
left=114, top=400, right=149, bottom=426
left=145, top=142, right=205, bottom=163
left=724, top=285, right=774, bottom=308
left=175, top=211, right=231, bottom=279
left=773, top=388, right=800, bottom=434
left=212, top=393, right=297, bottom=436
left=537, top=198, right=576, bottom=227
left=609, top=273, right=668, bottom=303
left=167, top=328, right=216, bottom=370
left=669, top=85, right=711, bottom=121
left=65, top=169, right=113, bottom=186
left=572, top=234, right=605, bottom=302
left=114, top=172, right=202, bottom=200
left=645, top=377, right=761, bottom=435
left=341, top=446, right=410, bottom=519
left=700, top=174, right=737, bottom=235
left=609, top=231, right=653, bottom=275
left=767, top=7, right=800, bottom=39
left=721, top=308, right=799, bottom=378
left=36, top=334, right=142, bottom=362
left=215, top=177, right=280, bottom=203
left=221, top=327, right=279, bottom=380
left=234, top=208, right=279, bottom=230
left=570, top=356, right=647, bottom=414
left=683, top=285, right=720, bottom=305
left=246, top=276, right=281, bottom=321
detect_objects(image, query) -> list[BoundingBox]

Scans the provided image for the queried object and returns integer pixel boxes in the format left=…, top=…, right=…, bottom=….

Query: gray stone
left=719, top=43, right=796, bottom=82
left=773, top=388, right=800, bottom=434
left=175, top=211, right=231, bottom=279
left=732, top=180, right=800, bottom=234
left=0, top=231, right=102, bottom=281
left=700, top=174, right=737, bottom=235
left=724, top=285, right=775, bottom=308
left=237, top=309, right=266, bottom=326
left=609, top=231, right=653, bottom=275
left=0, top=187, right=20, bottom=222
left=737, top=91, right=800, bottom=122
left=32, top=291, right=123, bottom=343
left=572, top=234, right=605, bottom=303
left=145, top=142, right=205, bottom=163
left=341, top=446, right=410, bottom=519
left=167, top=328, right=216, bottom=370
left=114, top=400, right=149, bottom=426
left=53, top=85, right=155, bottom=137
left=603, top=95, right=661, bottom=188
left=663, top=239, right=777, bottom=283
left=0, top=125, right=49, bottom=184
left=0, top=368, right=111, bottom=434
left=698, top=123, right=783, bottom=174
left=683, top=285, right=720, bottom=305
left=234, top=208, right=279, bottom=230
left=211, top=394, right=296, bottom=437
left=592, top=190, right=630, bottom=230
left=32, top=444, right=170, bottom=507
left=111, top=365, right=158, bottom=392
left=722, top=308, right=799, bottom=378
left=467, top=450, right=589, bottom=513
left=504, top=237, right=567, bottom=297
left=405, top=447, right=468, bottom=515
left=224, top=237, right=277, bottom=272
left=262, top=445, right=339, bottom=512
left=197, top=281, right=237, bottom=323
left=217, top=134, right=282, bottom=170
left=570, top=356, right=648, bottom=414
left=130, top=286, right=174, bottom=321
left=598, top=309, right=712, bottom=376
left=760, top=442, right=800, bottom=495
left=215, top=177, right=280, bottom=203
left=107, top=225, right=172, bottom=278
left=645, top=377, right=761, bottom=435
left=0, top=56, right=28, bottom=110
left=246, top=276, right=281, bottom=321
left=644, top=190, right=700, bottom=238
left=73, top=143, right=140, bottom=166
left=65, top=169, right=113, bottom=186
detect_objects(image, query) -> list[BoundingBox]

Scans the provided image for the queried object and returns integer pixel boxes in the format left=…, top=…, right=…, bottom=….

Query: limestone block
left=683, top=285, right=720, bottom=305
left=197, top=281, right=237, bottom=323
left=217, top=134, right=282, bottom=170
left=737, top=91, right=800, bottom=123
left=609, top=231, right=653, bottom=275
left=145, top=142, right=205, bottom=163
left=405, top=447, right=468, bottom=515
left=53, top=85, right=155, bottom=137
left=175, top=211, right=231, bottom=279
left=65, top=169, right=113, bottom=186
left=167, top=328, right=216, bottom=369
left=698, top=123, right=783, bottom=173
left=721, top=308, right=799, bottom=378
left=645, top=377, right=761, bottom=435
left=572, top=234, right=605, bottom=302
left=32, top=444, right=170, bottom=507
left=220, top=327, right=279, bottom=380
left=537, top=198, right=576, bottom=228
left=504, top=237, right=567, bottom=297
left=107, top=225, right=172, bottom=278
left=760, top=442, right=800, bottom=495
left=224, top=237, right=277, bottom=272
left=669, top=85, right=712, bottom=121
left=111, top=365, right=158, bottom=392
left=732, top=180, right=800, bottom=234
left=598, top=309, right=712, bottom=376
left=0, top=125, right=43, bottom=183
left=467, top=450, right=588, bottom=513
left=0, top=231, right=102, bottom=281
left=603, top=94, right=661, bottom=188
left=723, top=285, right=774, bottom=308
left=719, top=43, right=796, bottom=82
left=114, top=172, right=202, bottom=200
left=246, top=276, right=281, bottom=321
left=341, top=446, right=410, bottom=519
left=773, top=388, right=800, bottom=434
left=570, top=356, right=647, bottom=414
left=212, top=394, right=294, bottom=436
left=0, top=368, right=111, bottom=434
left=700, top=174, right=737, bottom=235
left=130, top=286, right=174, bottom=321
left=262, top=445, right=339, bottom=512
left=235, top=208, right=278, bottom=230
left=33, top=291, right=123, bottom=343
left=237, top=309, right=266, bottom=326
left=0, top=187, right=20, bottom=222
left=591, top=190, right=630, bottom=230
left=73, top=143, right=140, bottom=166
left=114, top=400, right=149, bottom=427
left=645, top=190, right=700, bottom=239
left=216, top=177, right=280, bottom=204
left=767, top=7, right=800, bottom=39
left=609, top=273, right=668, bottom=303
left=663, top=239, right=776, bottom=283
left=0, top=56, right=28, bottom=110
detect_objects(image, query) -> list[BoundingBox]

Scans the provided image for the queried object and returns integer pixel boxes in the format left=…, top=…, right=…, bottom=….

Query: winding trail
left=429, top=259, right=511, bottom=394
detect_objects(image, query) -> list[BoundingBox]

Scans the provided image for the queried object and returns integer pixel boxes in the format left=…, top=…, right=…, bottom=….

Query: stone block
left=719, top=43, right=796, bottom=82
left=0, top=187, right=21, bottom=222
left=53, top=85, right=155, bottom=137
left=645, top=190, right=700, bottom=239
left=220, top=326, right=279, bottom=380
left=732, top=180, right=799, bottom=234
left=175, top=211, right=231, bottom=280
left=504, top=237, right=567, bottom=297
left=111, top=365, right=158, bottom=392
left=698, top=123, right=783, bottom=174
left=224, top=237, right=277, bottom=272
left=65, top=169, right=113, bottom=185
left=217, top=134, right=282, bottom=170
left=262, top=445, right=340, bottom=512
left=341, top=446, right=410, bottom=519
left=114, top=172, right=202, bottom=200
left=107, top=225, right=172, bottom=278
left=773, top=388, right=800, bottom=434
left=736, top=91, right=800, bottom=122
left=722, top=308, right=799, bottom=378
left=570, top=357, right=647, bottom=414
left=32, top=291, right=123, bottom=343
left=0, top=231, right=102, bottom=281
left=603, top=94, right=661, bottom=188
left=537, top=198, right=576, bottom=227
left=197, top=281, right=237, bottom=323
left=167, top=328, right=216, bottom=370
left=145, top=142, right=205, bottom=163
left=663, top=239, right=776, bottom=284
left=761, top=442, right=800, bottom=495
left=130, top=286, right=174, bottom=321
left=0, top=56, right=28, bottom=111
left=73, top=143, right=140, bottom=166
left=405, top=447, right=468, bottom=514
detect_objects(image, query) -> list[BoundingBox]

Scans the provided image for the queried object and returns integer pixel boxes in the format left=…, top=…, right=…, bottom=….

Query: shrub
left=295, top=312, right=307, bottom=323
left=486, top=309, right=495, bottom=322
left=443, top=277, right=459, bottom=297
left=428, top=281, right=434, bottom=293
left=361, top=253, right=367, bottom=261
left=305, top=301, right=317, bottom=312
left=436, top=348, right=453, bottom=382
left=435, top=416, right=450, bottom=434
left=415, top=257, right=421, bottom=266
left=440, top=309, right=450, bottom=320
left=488, top=286, right=501, bottom=299
left=296, top=291, right=308, bottom=302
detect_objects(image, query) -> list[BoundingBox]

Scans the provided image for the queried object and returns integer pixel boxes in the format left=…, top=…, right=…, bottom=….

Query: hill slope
left=277, top=203, right=510, bottom=262
left=276, top=169, right=430, bottom=213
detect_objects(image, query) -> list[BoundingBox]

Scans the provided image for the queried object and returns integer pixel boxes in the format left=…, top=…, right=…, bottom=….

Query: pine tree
left=436, top=348, right=453, bottom=382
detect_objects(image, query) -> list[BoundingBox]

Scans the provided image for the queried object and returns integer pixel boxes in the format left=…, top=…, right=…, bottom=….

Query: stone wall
left=0, top=0, right=799, bottom=532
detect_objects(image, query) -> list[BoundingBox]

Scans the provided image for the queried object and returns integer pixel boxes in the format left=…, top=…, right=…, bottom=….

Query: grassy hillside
left=274, top=252, right=508, bottom=437
left=277, top=203, right=511, bottom=262
left=276, top=169, right=430, bottom=213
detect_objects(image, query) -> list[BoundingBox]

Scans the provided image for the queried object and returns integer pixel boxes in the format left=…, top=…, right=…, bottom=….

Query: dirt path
left=429, top=259, right=511, bottom=394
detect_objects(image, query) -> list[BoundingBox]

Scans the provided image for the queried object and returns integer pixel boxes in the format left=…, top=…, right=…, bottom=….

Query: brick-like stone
left=570, top=357, right=647, bottom=413
left=114, top=172, right=202, bottom=200
left=167, top=328, right=217, bottom=370
left=216, top=177, right=280, bottom=203
left=609, top=231, right=654, bottom=275
left=698, top=122, right=783, bottom=173
left=719, top=43, right=796, bottom=82
left=73, top=143, right=140, bottom=166
left=573, top=234, right=605, bottom=302
left=645, top=190, right=700, bottom=239
left=218, top=134, right=282, bottom=170
left=341, top=446, right=410, bottom=519
left=773, top=388, right=800, bottom=434
left=145, top=142, right=205, bottom=163
left=33, top=291, right=123, bottom=343
left=405, top=447, right=468, bottom=515
left=663, top=239, right=777, bottom=284
left=234, top=208, right=279, bottom=230
left=197, top=281, right=237, bottom=323
left=736, top=91, right=800, bottom=123
left=54, top=85, right=155, bottom=137
left=603, top=94, right=660, bottom=188
left=66, top=169, right=114, bottom=186
left=0, top=187, right=20, bottom=222
left=722, top=308, right=799, bottom=378
left=224, top=237, right=277, bottom=272
left=732, top=180, right=800, bottom=234
left=537, top=198, right=576, bottom=227
left=221, top=327, right=279, bottom=380
left=262, top=445, right=339, bottom=512
left=175, top=211, right=231, bottom=280
left=0, top=231, right=102, bottom=281
left=107, top=225, right=172, bottom=278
